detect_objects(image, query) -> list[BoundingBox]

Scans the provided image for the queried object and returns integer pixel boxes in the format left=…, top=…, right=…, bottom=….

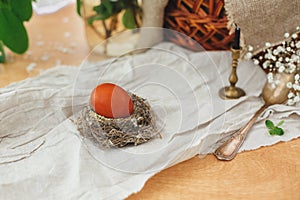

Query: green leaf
left=9, top=0, right=32, bottom=21
left=122, top=8, right=137, bottom=29
left=87, top=14, right=108, bottom=25
left=132, top=0, right=139, bottom=7
left=0, top=8, right=29, bottom=54
left=277, top=120, right=284, bottom=127
left=76, top=0, right=82, bottom=16
left=112, top=3, right=123, bottom=14
left=92, top=4, right=111, bottom=19
left=0, top=1, right=9, bottom=9
left=265, top=120, right=275, bottom=129
left=269, top=127, right=284, bottom=136
left=0, top=41, right=5, bottom=63
left=101, top=0, right=113, bottom=15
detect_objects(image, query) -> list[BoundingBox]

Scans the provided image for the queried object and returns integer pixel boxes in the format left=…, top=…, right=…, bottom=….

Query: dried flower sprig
left=246, top=27, right=300, bottom=105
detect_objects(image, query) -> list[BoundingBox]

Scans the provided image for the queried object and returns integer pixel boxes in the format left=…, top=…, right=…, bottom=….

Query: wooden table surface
left=1, top=3, right=299, bottom=200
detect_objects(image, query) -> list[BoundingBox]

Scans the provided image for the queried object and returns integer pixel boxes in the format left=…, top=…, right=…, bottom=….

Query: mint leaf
left=269, top=127, right=284, bottom=136
left=275, top=127, right=284, bottom=135
left=265, top=120, right=275, bottom=129
left=269, top=129, right=275, bottom=135
left=266, top=119, right=285, bottom=136
left=277, top=120, right=284, bottom=127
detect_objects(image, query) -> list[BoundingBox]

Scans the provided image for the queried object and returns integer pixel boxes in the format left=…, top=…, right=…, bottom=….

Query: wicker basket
left=164, top=0, right=233, bottom=51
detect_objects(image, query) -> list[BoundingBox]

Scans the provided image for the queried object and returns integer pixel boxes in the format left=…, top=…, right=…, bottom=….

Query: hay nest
left=74, top=94, right=160, bottom=148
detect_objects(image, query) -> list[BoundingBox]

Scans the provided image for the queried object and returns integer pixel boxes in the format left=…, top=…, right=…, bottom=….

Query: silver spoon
left=214, top=72, right=295, bottom=161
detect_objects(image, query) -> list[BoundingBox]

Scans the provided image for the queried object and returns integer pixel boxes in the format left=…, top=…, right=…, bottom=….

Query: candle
left=233, top=26, right=240, bottom=49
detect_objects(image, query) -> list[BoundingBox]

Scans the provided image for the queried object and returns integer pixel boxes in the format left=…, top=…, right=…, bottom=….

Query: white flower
left=296, top=41, right=300, bottom=48
left=286, top=82, right=293, bottom=88
left=273, top=49, right=279, bottom=55
left=284, top=32, right=290, bottom=38
left=293, top=84, right=300, bottom=90
left=295, top=74, right=299, bottom=81
left=265, top=42, right=271, bottom=47
left=267, top=73, right=273, bottom=83
left=288, top=92, right=295, bottom=98
left=248, top=45, right=254, bottom=52
left=294, top=95, right=300, bottom=103
left=288, top=63, right=296, bottom=72
left=264, top=53, right=273, bottom=59
left=291, top=54, right=299, bottom=62
left=263, top=60, right=270, bottom=69
left=287, top=99, right=294, bottom=105
left=292, top=33, right=298, bottom=39
left=285, top=57, right=290, bottom=62
left=277, top=46, right=285, bottom=53
left=291, top=42, right=295, bottom=47
left=278, top=66, right=285, bottom=73
left=245, top=52, right=252, bottom=60
left=253, top=59, right=259, bottom=65
left=275, top=62, right=282, bottom=68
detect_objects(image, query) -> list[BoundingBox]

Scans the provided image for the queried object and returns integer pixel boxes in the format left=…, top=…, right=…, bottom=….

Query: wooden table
left=1, top=3, right=299, bottom=200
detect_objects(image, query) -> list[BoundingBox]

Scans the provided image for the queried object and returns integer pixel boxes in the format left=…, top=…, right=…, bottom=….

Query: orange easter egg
left=90, top=83, right=134, bottom=118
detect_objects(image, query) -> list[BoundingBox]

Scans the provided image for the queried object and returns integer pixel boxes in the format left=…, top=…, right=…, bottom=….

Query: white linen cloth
left=0, top=43, right=299, bottom=199
left=33, top=0, right=74, bottom=15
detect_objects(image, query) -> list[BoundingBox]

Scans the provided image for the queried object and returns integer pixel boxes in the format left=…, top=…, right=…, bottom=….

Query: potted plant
left=0, top=0, right=33, bottom=63
left=76, top=0, right=142, bottom=55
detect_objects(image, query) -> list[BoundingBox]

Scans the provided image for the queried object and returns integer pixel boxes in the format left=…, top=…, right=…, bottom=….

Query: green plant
left=0, top=0, right=34, bottom=63
left=265, top=119, right=285, bottom=136
left=76, top=0, right=142, bottom=39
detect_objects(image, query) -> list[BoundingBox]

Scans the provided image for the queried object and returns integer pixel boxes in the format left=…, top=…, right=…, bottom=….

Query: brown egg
left=90, top=83, right=134, bottom=118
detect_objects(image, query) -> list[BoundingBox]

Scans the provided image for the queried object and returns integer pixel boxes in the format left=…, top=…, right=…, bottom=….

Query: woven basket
left=164, top=0, right=233, bottom=51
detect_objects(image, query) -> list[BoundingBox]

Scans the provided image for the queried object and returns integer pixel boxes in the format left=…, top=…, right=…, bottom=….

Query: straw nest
left=74, top=94, right=160, bottom=148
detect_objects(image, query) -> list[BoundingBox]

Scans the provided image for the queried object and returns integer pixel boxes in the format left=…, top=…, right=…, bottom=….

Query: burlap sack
left=225, top=0, right=300, bottom=56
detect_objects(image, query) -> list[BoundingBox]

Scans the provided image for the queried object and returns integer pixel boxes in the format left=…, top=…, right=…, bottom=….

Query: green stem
left=109, top=14, right=118, bottom=36
left=102, top=20, right=110, bottom=39
left=0, top=41, right=6, bottom=63
left=89, top=22, right=104, bottom=38
left=131, top=0, right=139, bottom=28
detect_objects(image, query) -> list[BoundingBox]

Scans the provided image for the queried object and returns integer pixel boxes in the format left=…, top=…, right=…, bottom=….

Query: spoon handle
left=214, top=104, right=268, bottom=161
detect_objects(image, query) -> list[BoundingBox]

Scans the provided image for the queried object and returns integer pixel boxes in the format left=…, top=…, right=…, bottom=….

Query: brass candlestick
left=219, top=48, right=246, bottom=99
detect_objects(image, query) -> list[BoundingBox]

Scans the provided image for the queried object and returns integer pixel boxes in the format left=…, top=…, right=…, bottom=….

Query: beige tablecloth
left=1, top=43, right=299, bottom=199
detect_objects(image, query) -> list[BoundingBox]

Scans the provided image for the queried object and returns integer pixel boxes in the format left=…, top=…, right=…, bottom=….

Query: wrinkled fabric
left=0, top=43, right=299, bottom=199
left=225, top=0, right=300, bottom=55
